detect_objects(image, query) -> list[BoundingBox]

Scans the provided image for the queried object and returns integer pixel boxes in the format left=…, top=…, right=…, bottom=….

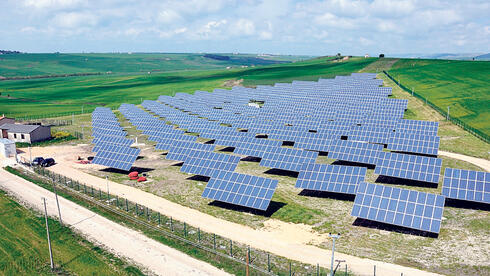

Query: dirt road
left=0, top=168, right=230, bottom=276
left=439, top=150, right=490, bottom=172
left=20, top=146, right=444, bottom=276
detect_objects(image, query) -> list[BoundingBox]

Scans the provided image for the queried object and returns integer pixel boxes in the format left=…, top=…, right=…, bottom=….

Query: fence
left=383, top=70, right=489, bottom=143
left=15, top=118, right=73, bottom=126
left=11, top=109, right=94, bottom=122
left=29, top=165, right=351, bottom=276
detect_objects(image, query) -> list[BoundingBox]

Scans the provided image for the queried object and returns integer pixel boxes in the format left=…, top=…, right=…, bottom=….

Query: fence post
left=229, top=240, right=233, bottom=257
left=198, top=228, right=201, bottom=242
left=135, top=203, right=139, bottom=215
left=267, top=253, right=270, bottom=272
left=374, top=265, right=376, bottom=276
left=125, top=199, right=129, bottom=212
left=345, top=264, right=347, bottom=276
left=170, top=217, right=173, bottom=231
left=317, top=263, right=319, bottom=276
left=289, top=262, right=292, bottom=276
left=184, top=222, right=187, bottom=237
left=213, top=234, right=216, bottom=250
left=116, top=196, right=119, bottom=207
left=158, top=212, right=161, bottom=226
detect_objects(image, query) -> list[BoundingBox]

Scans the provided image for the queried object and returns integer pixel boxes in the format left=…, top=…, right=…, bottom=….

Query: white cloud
left=24, top=0, right=83, bottom=9
left=52, top=12, right=98, bottom=28
left=233, top=19, right=255, bottom=36
left=157, top=10, right=181, bottom=23
left=314, top=12, right=357, bottom=29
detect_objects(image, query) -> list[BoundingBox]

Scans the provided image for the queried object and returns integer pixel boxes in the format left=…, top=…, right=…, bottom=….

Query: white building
left=0, top=138, right=16, bottom=157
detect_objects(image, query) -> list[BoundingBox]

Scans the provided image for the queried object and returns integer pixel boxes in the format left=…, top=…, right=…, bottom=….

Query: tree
left=379, top=54, right=385, bottom=58
left=336, top=53, right=341, bottom=57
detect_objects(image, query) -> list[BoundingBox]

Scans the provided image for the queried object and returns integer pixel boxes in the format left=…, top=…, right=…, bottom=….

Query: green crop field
left=0, top=56, right=374, bottom=118
left=387, top=59, right=490, bottom=137
left=0, top=52, right=310, bottom=78
left=0, top=189, right=143, bottom=275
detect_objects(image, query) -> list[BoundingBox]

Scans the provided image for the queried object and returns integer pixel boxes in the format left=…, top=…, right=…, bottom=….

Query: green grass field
left=0, top=56, right=374, bottom=118
left=0, top=189, right=143, bottom=275
left=0, top=53, right=309, bottom=78
left=387, top=59, right=490, bottom=137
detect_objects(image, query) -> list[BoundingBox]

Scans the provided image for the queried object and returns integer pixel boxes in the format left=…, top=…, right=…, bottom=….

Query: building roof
left=0, top=123, right=42, bottom=134
left=0, top=138, right=15, bottom=145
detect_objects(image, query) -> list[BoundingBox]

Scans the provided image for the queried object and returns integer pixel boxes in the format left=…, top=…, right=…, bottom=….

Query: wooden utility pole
left=42, top=197, right=54, bottom=270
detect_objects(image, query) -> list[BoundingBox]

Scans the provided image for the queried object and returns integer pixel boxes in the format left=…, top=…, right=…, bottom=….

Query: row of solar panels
left=90, top=107, right=140, bottom=171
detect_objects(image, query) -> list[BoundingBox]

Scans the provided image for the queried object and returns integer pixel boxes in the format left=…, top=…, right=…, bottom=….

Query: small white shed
left=0, top=138, right=16, bottom=157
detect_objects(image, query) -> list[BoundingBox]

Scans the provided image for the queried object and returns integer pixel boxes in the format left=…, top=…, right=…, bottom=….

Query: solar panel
left=166, top=141, right=215, bottom=162
left=442, top=168, right=489, bottom=204
left=295, top=163, right=367, bottom=194
left=154, top=133, right=198, bottom=150
left=375, top=152, right=442, bottom=183
left=92, top=135, right=133, bottom=147
left=202, top=171, right=278, bottom=210
left=395, top=119, right=439, bottom=136
left=181, top=151, right=241, bottom=176
left=259, top=147, right=318, bottom=172
left=387, top=133, right=440, bottom=156
left=351, top=182, right=445, bottom=233
left=328, top=140, right=383, bottom=165
left=233, top=138, right=282, bottom=157
left=92, top=146, right=140, bottom=171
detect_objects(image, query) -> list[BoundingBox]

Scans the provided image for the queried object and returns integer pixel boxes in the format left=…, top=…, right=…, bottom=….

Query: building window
left=21, top=134, right=25, bottom=139
left=13, top=133, right=17, bottom=138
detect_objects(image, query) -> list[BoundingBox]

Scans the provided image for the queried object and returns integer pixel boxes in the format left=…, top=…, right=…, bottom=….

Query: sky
left=1, top=0, right=489, bottom=56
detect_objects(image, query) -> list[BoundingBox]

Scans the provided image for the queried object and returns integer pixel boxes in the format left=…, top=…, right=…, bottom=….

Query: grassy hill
left=386, top=59, right=490, bottom=137
left=0, top=56, right=374, bottom=118
left=0, top=52, right=310, bottom=78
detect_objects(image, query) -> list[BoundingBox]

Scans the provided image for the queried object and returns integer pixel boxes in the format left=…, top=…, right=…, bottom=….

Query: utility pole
left=42, top=198, right=55, bottom=271
left=447, top=106, right=450, bottom=120
left=29, top=146, right=32, bottom=164
left=52, top=182, right=63, bottom=225
left=329, top=233, right=341, bottom=276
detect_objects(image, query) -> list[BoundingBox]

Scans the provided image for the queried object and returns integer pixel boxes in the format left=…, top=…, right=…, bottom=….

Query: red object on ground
left=129, top=177, right=138, bottom=180
left=137, top=177, right=147, bottom=182
left=129, top=171, right=138, bottom=178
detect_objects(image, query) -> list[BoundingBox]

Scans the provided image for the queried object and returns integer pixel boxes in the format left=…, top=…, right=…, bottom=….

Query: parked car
left=41, top=158, right=55, bottom=167
left=32, top=157, right=44, bottom=166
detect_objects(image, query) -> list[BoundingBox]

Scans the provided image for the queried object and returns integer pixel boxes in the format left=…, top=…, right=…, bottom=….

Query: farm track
left=438, top=150, right=490, bottom=172
left=0, top=168, right=231, bottom=276
left=33, top=157, right=442, bottom=276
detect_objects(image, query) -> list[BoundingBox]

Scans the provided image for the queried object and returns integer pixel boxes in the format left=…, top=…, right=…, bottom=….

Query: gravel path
left=0, top=168, right=230, bottom=276
left=438, top=150, right=490, bottom=172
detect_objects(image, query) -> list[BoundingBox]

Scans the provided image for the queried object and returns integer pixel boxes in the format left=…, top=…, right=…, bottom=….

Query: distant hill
left=388, top=53, right=489, bottom=60
left=475, top=53, right=490, bottom=60
left=0, top=52, right=309, bottom=78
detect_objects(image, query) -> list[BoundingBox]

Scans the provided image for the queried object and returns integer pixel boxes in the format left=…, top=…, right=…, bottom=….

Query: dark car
left=41, top=158, right=55, bottom=167
left=32, top=157, right=44, bottom=166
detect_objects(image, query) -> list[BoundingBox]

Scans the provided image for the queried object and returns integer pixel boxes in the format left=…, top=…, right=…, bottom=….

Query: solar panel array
left=375, top=152, right=442, bottom=183
left=89, top=73, right=465, bottom=225
left=166, top=141, right=215, bottom=162
left=387, top=132, right=440, bottom=156
left=296, top=164, right=367, bottom=195
left=202, top=171, right=278, bottom=210
left=180, top=151, right=241, bottom=177
left=442, top=168, right=489, bottom=204
left=90, top=107, right=139, bottom=171
left=351, top=182, right=445, bottom=233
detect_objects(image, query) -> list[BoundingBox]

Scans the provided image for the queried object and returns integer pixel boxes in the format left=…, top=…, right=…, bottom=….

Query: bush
left=52, top=131, right=71, bottom=139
